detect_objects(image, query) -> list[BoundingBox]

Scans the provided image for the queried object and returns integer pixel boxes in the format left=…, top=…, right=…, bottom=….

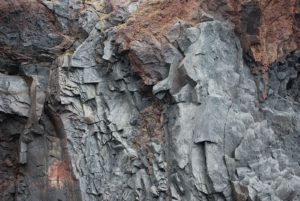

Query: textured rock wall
left=0, top=0, right=299, bottom=201
left=201, top=0, right=300, bottom=72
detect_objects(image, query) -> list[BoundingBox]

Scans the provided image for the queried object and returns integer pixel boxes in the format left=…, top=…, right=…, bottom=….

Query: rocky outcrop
left=0, top=0, right=74, bottom=66
left=117, top=0, right=299, bottom=77
left=153, top=20, right=300, bottom=201
left=201, top=0, right=300, bottom=72
left=0, top=0, right=299, bottom=201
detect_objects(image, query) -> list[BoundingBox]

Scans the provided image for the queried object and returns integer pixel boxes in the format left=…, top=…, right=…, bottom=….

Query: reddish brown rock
left=48, top=160, right=76, bottom=193
left=116, top=0, right=299, bottom=85
left=116, top=0, right=202, bottom=85
left=0, top=0, right=73, bottom=66
left=201, top=0, right=300, bottom=72
left=0, top=115, right=26, bottom=201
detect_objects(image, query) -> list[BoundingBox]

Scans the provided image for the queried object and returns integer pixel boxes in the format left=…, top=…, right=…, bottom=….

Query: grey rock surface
left=154, top=20, right=300, bottom=201
left=0, top=73, right=31, bottom=117
left=0, top=1, right=299, bottom=201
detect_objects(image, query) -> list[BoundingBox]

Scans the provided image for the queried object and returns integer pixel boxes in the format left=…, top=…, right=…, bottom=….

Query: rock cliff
left=0, top=0, right=299, bottom=201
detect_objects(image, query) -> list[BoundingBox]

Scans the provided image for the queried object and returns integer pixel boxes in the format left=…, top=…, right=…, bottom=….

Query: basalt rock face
left=0, top=1, right=299, bottom=201
left=201, top=0, right=300, bottom=72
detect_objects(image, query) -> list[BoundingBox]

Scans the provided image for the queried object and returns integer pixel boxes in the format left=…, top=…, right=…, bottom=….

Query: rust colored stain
left=132, top=99, right=164, bottom=173
left=117, top=0, right=201, bottom=47
left=115, top=0, right=202, bottom=84
left=48, top=160, right=74, bottom=189
left=200, top=0, right=300, bottom=72
left=116, top=0, right=299, bottom=85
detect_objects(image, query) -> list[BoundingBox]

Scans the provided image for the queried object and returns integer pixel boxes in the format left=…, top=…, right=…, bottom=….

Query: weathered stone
left=1, top=0, right=300, bottom=201
left=71, top=28, right=101, bottom=68
left=0, top=73, right=30, bottom=117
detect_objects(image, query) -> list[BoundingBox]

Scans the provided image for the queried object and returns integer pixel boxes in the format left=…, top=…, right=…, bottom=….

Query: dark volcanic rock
left=0, top=0, right=299, bottom=201
left=0, top=0, right=74, bottom=65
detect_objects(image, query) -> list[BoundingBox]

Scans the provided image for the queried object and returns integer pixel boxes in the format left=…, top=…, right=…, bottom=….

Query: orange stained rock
left=115, top=0, right=203, bottom=84
left=117, top=0, right=202, bottom=47
left=48, top=160, right=74, bottom=189
left=117, top=0, right=299, bottom=76
left=201, top=0, right=300, bottom=72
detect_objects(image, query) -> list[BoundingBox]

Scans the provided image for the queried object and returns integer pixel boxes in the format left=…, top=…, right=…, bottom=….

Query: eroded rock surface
left=201, top=0, right=300, bottom=71
left=0, top=0, right=299, bottom=201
